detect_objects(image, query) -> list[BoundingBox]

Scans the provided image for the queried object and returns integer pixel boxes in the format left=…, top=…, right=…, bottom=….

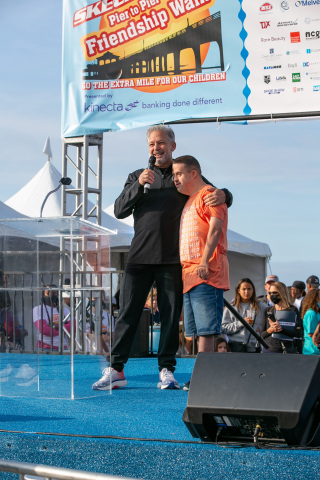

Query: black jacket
left=114, top=164, right=232, bottom=265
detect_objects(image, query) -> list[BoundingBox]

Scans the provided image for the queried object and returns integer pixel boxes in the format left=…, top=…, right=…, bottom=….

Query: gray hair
left=146, top=125, right=175, bottom=144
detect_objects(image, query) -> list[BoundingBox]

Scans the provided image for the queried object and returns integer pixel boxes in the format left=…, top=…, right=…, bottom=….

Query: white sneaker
left=157, top=368, right=180, bottom=389
left=15, top=364, right=38, bottom=386
left=92, top=367, right=127, bottom=390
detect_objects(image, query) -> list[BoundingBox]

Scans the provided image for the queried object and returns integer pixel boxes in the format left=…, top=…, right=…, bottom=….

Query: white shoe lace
left=102, top=367, right=112, bottom=377
left=161, top=368, right=174, bottom=381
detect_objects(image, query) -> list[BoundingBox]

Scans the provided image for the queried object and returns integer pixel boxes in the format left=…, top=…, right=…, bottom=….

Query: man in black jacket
left=92, top=125, right=233, bottom=390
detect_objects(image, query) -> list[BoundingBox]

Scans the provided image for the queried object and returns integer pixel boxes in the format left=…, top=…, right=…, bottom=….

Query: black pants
left=110, top=263, right=183, bottom=373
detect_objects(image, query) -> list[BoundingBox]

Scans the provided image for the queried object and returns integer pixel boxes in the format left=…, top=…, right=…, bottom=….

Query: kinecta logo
left=84, top=101, right=139, bottom=112
left=306, top=31, right=320, bottom=39
left=295, top=0, right=320, bottom=5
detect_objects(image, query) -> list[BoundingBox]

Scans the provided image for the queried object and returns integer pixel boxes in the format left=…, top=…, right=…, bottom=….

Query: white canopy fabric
left=0, top=201, right=28, bottom=220
left=5, top=160, right=134, bottom=248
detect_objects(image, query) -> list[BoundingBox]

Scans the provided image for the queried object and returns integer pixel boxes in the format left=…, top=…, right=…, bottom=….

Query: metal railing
left=0, top=459, right=139, bottom=480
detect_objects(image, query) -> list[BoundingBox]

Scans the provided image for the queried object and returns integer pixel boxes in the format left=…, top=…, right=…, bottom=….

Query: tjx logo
left=260, top=21, right=271, bottom=29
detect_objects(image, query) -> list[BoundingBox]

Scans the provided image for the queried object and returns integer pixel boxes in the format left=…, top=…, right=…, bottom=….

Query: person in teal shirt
left=302, top=289, right=320, bottom=355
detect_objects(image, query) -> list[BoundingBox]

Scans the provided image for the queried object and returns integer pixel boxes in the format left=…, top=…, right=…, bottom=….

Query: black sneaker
left=183, top=380, right=190, bottom=391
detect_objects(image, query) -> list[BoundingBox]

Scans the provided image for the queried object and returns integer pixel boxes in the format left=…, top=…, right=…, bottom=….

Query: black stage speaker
left=183, top=353, right=320, bottom=446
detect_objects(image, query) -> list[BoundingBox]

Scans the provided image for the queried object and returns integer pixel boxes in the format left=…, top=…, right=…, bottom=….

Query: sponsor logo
left=277, top=20, right=298, bottom=27
left=303, top=61, right=320, bottom=66
left=305, top=17, right=320, bottom=24
left=276, top=75, right=287, bottom=81
left=313, top=85, right=320, bottom=91
left=286, top=49, right=301, bottom=55
left=264, top=65, right=282, bottom=69
left=306, top=72, right=320, bottom=80
left=260, top=3, right=273, bottom=12
left=280, top=1, right=290, bottom=10
left=261, top=36, right=286, bottom=42
left=307, top=47, right=320, bottom=53
left=306, top=31, right=320, bottom=39
left=288, top=63, right=298, bottom=68
left=264, top=75, right=271, bottom=83
left=295, top=0, right=320, bottom=6
left=262, top=48, right=282, bottom=60
left=264, top=88, right=285, bottom=94
left=290, top=31, right=301, bottom=43
left=263, top=54, right=282, bottom=60
left=292, top=72, right=301, bottom=81
left=293, top=86, right=304, bottom=92
left=260, top=20, right=271, bottom=28
left=306, top=70, right=320, bottom=77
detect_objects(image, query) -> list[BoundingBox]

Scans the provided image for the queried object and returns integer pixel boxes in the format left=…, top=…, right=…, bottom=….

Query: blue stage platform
left=0, top=355, right=319, bottom=479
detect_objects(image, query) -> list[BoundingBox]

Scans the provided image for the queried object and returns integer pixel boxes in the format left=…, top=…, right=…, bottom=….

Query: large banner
left=62, top=0, right=320, bottom=136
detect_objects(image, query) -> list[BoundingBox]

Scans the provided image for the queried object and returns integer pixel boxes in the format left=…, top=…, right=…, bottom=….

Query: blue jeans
left=183, top=283, right=223, bottom=336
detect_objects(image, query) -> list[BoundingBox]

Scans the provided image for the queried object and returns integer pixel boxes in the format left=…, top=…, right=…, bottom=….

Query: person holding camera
left=221, top=278, right=267, bottom=352
left=260, top=281, right=301, bottom=353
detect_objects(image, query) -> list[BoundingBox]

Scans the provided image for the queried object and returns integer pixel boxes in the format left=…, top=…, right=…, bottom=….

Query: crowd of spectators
left=219, top=273, right=320, bottom=356
left=146, top=273, right=320, bottom=358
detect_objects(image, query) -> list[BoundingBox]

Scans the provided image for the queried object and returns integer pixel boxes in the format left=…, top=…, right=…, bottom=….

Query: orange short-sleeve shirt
left=180, top=186, right=230, bottom=294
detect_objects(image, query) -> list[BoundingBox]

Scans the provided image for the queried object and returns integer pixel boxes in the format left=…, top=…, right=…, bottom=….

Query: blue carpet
left=0, top=355, right=319, bottom=479
left=0, top=355, right=195, bottom=440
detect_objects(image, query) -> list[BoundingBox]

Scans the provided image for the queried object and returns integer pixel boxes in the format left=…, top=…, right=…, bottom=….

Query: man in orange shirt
left=172, top=155, right=230, bottom=390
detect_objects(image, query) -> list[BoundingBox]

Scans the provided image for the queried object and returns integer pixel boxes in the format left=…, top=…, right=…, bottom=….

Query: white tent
left=105, top=204, right=272, bottom=299
left=5, top=160, right=134, bottom=249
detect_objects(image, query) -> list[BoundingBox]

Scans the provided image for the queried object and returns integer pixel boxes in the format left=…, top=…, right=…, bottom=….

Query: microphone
left=40, top=177, right=72, bottom=218
left=60, top=177, right=72, bottom=186
left=144, top=156, right=156, bottom=194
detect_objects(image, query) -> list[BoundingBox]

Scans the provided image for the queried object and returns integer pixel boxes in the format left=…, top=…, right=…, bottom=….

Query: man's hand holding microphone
left=139, top=155, right=156, bottom=194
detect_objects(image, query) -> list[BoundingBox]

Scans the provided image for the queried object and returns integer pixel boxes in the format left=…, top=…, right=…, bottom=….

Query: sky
left=1, top=1, right=319, bottom=286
